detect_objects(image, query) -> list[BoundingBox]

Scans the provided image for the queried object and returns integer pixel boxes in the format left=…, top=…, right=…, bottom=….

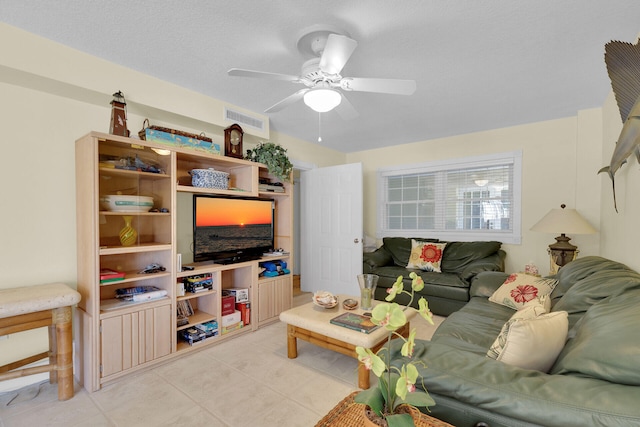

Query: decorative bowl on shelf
left=313, top=291, right=338, bottom=309
left=342, top=298, right=359, bottom=310
left=100, top=195, right=154, bottom=212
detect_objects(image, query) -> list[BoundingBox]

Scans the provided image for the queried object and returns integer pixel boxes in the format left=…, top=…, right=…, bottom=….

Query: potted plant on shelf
left=244, top=141, right=293, bottom=183
left=355, top=272, right=436, bottom=427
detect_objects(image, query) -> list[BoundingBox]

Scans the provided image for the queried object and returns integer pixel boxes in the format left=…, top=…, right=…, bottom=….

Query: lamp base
left=547, top=233, right=578, bottom=274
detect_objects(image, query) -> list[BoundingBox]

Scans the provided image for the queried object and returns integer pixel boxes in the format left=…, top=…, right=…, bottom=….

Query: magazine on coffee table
left=330, top=312, right=380, bottom=334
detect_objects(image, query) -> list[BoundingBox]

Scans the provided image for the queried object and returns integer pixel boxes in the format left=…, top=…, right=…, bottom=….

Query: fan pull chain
left=318, top=113, right=322, bottom=143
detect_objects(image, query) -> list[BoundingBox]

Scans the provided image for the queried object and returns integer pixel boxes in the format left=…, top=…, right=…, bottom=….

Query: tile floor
left=0, top=294, right=441, bottom=427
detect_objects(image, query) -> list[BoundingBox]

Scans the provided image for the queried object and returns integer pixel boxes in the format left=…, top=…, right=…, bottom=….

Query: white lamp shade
left=303, top=89, right=342, bottom=113
left=530, top=206, right=597, bottom=235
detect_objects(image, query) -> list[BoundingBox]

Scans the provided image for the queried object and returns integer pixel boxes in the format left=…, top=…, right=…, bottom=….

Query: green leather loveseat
left=362, top=237, right=506, bottom=316
left=393, top=256, right=640, bottom=427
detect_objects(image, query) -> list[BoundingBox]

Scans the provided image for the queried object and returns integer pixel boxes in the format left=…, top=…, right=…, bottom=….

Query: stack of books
left=100, top=268, right=126, bottom=284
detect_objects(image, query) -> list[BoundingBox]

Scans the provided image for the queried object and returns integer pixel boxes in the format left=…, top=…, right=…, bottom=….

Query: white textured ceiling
left=2, top=1, right=640, bottom=153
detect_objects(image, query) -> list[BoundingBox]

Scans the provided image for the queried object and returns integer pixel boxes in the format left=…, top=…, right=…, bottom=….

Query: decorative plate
left=313, top=291, right=338, bottom=309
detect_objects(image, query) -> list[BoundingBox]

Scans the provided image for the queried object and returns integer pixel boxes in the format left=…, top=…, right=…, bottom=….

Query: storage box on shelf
left=176, top=150, right=258, bottom=196
left=75, top=131, right=293, bottom=392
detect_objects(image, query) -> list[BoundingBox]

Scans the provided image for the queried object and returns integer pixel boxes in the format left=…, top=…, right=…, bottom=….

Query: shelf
left=100, top=211, right=171, bottom=217
left=99, top=296, right=170, bottom=315
left=176, top=309, right=217, bottom=331
left=177, top=289, right=216, bottom=301
left=176, top=184, right=254, bottom=196
left=99, top=167, right=171, bottom=180
left=99, top=243, right=172, bottom=255
left=258, top=273, right=292, bottom=282
left=100, top=270, right=170, bottom=286
left=176, top=334, right=218, bottom=351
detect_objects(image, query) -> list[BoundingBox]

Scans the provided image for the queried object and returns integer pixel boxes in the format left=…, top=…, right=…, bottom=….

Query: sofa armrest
left=363, top=246, right=392, bottom=271
left=459, top=250, right=506, bottom=283
left=470, top=271, right=510, bottom=298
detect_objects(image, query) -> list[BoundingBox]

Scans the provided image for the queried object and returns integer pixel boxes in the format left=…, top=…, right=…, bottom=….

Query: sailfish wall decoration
left=599, top=40, right=640, bottom=212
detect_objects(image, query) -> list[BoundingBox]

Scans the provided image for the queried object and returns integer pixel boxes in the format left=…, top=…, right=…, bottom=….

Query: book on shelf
left=330, top=312, right=380, bottom=334
left=99, top=268, right=126, bottom=283
left=115, top=286, right=167, bottom=301
left=176, top=299, right=195, bottom=317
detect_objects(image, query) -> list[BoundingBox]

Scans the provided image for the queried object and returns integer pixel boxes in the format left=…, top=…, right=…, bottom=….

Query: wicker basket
left=315, top=392, right=454, bottom=427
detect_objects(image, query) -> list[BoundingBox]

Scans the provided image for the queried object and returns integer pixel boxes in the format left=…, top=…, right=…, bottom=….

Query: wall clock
left=224, top=124, right=244, bottom=159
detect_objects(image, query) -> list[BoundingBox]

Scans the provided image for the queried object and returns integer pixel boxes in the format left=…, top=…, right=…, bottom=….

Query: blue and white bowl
left=100, top=195, right=154, bottom=212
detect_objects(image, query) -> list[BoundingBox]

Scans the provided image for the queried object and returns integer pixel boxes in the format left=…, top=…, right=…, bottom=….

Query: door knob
left=354, top=238, right=360, bottom=243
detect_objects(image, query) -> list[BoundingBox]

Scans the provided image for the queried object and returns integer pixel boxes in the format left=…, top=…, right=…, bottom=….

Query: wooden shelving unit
left=75, top=131, right=293, bottom=391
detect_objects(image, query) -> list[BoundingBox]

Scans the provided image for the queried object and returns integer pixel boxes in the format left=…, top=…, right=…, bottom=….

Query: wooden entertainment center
left=75, top=131, right=293, bottom=392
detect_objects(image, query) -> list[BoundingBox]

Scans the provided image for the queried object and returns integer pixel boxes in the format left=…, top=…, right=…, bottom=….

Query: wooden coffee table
left=279, top=294, right=415, bottom=389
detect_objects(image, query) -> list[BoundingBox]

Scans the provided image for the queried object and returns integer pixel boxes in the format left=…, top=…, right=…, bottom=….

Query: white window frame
left=376, top=151, right=522, bottom=244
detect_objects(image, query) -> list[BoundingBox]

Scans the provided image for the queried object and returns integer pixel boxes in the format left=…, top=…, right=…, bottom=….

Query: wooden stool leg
left=48, top=323, right=57, bottom=384
left=52, top=307, right=74, bottom=401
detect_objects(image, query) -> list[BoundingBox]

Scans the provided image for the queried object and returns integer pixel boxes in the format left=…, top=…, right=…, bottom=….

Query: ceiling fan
left=228, top=25, right=417, bottom=119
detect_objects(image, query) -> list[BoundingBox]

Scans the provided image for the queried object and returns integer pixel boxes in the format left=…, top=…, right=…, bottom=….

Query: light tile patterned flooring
left=0, top=294, right=441, bottom=427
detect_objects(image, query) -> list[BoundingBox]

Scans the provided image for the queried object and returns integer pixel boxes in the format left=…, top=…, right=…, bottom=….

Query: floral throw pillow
left=406, top=240, right=447, bottom=272
left=489, top=273, right=558, bottom=310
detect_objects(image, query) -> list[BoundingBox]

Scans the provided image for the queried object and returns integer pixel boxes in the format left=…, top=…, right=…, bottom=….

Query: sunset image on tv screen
left=196, top=198, right=272, bottom=227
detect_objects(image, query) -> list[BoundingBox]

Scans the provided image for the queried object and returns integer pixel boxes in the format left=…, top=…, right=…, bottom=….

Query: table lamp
left=530, top=204, right=597, bottom=272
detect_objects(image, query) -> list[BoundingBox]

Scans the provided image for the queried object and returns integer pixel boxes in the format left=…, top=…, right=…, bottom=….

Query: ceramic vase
left=119, top=215, right=137, bottom=246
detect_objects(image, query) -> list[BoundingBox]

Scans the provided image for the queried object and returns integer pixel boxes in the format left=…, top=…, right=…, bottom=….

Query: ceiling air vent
left=224, top=107, right=265, bottom=131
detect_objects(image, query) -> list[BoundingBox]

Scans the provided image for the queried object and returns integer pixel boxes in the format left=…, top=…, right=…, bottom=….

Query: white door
left=300, top=163, right=363, bottom=296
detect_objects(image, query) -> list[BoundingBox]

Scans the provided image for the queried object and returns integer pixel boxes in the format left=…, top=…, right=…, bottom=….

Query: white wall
left=347, top=113, right=603, bottom=275
left=0, top=23, right=344, bottom=367
left=599, top=92, right=640, bottom=270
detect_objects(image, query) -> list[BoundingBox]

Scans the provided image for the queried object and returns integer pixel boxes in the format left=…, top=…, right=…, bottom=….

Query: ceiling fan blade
left=335, top=93, right=359, bottom=121
left=228, top=68, right=300, bottom=82
left=319, top=34, right=358, bottom=75
left=264, top=88, right=309, bottom=113
left=340, top=77, right=417, bottom=95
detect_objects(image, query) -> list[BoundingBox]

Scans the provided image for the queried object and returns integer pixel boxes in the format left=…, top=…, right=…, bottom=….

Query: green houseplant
left=355, top=272, right=436, bottom=427
left=244, top=141, right=293, bottom=183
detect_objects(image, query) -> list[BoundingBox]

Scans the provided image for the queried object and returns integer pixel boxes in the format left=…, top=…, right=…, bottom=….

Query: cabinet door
left=100, top=304, right=171, bottom=378
left=258, top=276, right=292, bottom=324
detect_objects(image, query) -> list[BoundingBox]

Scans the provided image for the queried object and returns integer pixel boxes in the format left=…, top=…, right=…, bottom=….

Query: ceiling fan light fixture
left=303, top=88, right=341, bottom=112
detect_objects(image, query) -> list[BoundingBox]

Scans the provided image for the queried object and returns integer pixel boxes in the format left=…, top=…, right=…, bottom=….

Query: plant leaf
left=386, top=413, right=415, bottom=427
left=354, top=387, right=385, bottom=416
left=401, top=390, right=436, bottom=408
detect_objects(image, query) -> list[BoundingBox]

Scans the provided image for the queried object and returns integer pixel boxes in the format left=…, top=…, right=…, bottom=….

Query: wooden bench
left=0, top=283, right=81, bottom=400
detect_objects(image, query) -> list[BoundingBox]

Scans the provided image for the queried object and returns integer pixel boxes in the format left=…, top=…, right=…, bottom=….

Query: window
left=377, top=151, right=522, bottom=244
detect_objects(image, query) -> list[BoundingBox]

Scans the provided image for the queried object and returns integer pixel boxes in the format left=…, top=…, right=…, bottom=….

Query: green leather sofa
left=392, top=256, right=640, bottom=427
left=362, top=237, right=506, bottom=316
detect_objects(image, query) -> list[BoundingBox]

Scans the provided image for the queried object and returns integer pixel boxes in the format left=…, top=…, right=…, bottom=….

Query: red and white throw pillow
left=406, top=239, right=447, bottom=272
left=489, top=273, right=558, bottom=310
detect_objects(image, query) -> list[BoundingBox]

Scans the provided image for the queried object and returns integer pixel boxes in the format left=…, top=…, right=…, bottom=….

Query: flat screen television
left=193, top=195, right=275, bottom=264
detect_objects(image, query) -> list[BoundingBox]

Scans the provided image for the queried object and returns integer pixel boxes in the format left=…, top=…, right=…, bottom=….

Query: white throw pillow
left=487, top=310, right=568, bottom=372
left=489, top=273, right=558, bottom=310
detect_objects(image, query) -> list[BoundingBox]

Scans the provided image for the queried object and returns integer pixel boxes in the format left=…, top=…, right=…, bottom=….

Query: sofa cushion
left=382, top=237, right=439, bottom=267
left=440, top=241, right=502, bottom=273
left=489, top=273, right=558, bottom=310
left=431, top=297, right=515, bottom=354
left=406, top=240, right=447, bottom=272
left=487, top=307, right=568, bottom=372
left=551, top=291, right=640, bottom=385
